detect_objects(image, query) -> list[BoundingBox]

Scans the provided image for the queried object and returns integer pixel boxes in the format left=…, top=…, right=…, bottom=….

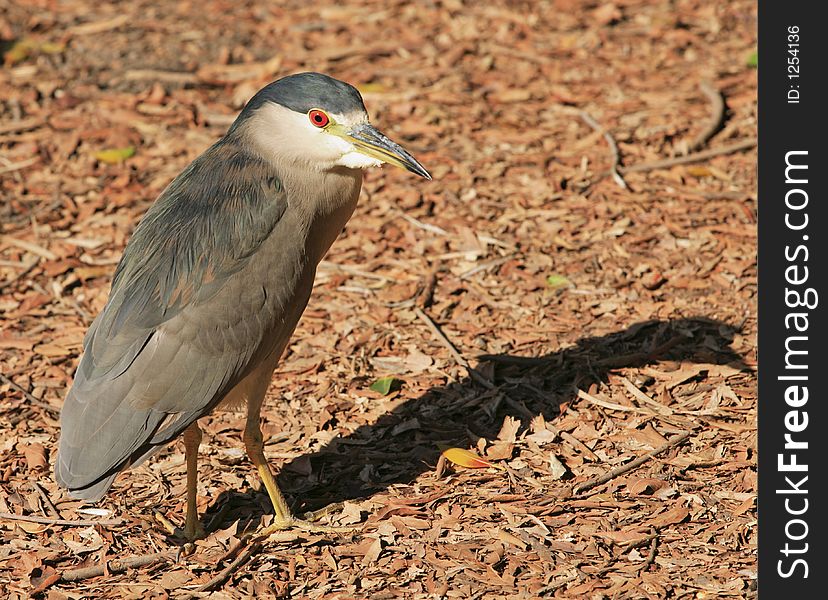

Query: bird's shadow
left=199, top=316, right=747, bottom=529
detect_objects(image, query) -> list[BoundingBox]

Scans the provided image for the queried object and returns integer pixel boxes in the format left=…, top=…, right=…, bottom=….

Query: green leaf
left=545, top=274, right=572, bottom=289
left=94, top=146, right=135, bottom=164
left=370, top=376, right=402, bottom=395
left=746, top=51, right=758, bottom=68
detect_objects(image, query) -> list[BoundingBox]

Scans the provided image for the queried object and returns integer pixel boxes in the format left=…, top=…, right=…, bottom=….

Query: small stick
left=417, top=269, right=438, bottom=309
left=459, top=253, right=516, bottom=280
left=580, top=110, right=629, bottom=190
left=59, top=550, right=176, bottom=582
left=413, top=307, right=494, bottom=389
left=619, top=138, right=756, bottom=174
left=0, top=116, right=45, bottom=135
left=641, top=529, right=659, bottom=571
left=572, top=430, right=693, bottom=495
left=33, top=482, right=64, bottom=520
left=576, top=388, right=650, bottom=414
left=196, top=540, right=262, bottom=592
left=0, top=372, right=60, bottom=416
left=0, top=512, right=121, bottom=527
left=688, top=81, right=725, bottom=152
left=121, top=69, right=199, bottom=85
left=0, top=157, right=40, bottom=176
left=0, top=257, right=40, bottom=294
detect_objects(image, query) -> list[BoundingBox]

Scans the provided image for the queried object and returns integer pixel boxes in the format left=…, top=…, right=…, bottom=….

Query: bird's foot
left=154, top=510, right=206, bottom=542
left=259, top=517, right=356, bottom=537
left=300, top=501, right=346, bottom=523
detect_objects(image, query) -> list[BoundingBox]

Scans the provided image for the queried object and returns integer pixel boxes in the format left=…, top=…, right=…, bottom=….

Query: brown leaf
left=23, top=442, right=48, bottom=472
left=627, top=477, right=668, bottom=495
left=650, top=506, right=690, bottom=528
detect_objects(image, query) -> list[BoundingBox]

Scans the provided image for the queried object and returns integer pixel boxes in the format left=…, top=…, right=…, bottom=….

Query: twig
left=619, top=138, right=756, bottom=174
left=413, top=307, right=494, bottom=389
left=459, top=253, right=516, bottom=280
left=33, top=482, right=63, bottom=520
left=67, top=14, right=129, bottom=36
left=0, top=257, right=39, bottom=293
left=572, top=430, right=693, bottom=495
left=0, top=235, right=57, bottom=260
left=580, top=110, right=628, bottom=190
left=688, top=81, right=726, bottom=152
left=641, top=529, right=659, bottom=571
left=0, top=372, right=60, bottom=416
left=417, top=269, right=438, bottom=308
left=0, top=512, right=121, bottom=527
left=399, top=212, right=449, bottom=236
left=0, top=116, right=45, bottom=135
left=576, top=388, right=650, bottom=414
left=59, top=550, right=176, bottom=582
left=318, top=261, right=396, bottom=282
left=121, top=69, right=200, bottom=85
left=196, top=540, right=262, bottom=592
left=0, top=157, right=40, bottom=176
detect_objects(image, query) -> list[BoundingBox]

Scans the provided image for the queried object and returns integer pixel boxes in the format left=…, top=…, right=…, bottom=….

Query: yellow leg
left=182, top=422, right=206, bottom=540
left=243, top=414, right=293, bottom=525
left=243, top=411, right=353, bottom=535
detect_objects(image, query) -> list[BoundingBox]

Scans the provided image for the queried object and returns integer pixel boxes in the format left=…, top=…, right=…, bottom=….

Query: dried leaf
left=548, top=454, right=568, bottom=480
left=650, top=506, right=690, bottom=528
left=23, top=442, right=48, bottom=472
left=442, top=447, right=505, bottom=470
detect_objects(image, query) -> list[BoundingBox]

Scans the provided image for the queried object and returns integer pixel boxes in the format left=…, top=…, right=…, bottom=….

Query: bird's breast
left=221, top=167, right=362, bottom=366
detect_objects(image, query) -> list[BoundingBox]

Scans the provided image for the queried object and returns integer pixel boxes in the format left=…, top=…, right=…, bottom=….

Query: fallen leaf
left=548, top=454, right=568, bottom=480
left=370, top=376, right=402, bottom=395
left=93, top=146, right=135, bottom=164
left=650, top=506, right=690, bottom=528
left=627, top=477, right=668, bottom=495
left=442, top=447, right=505, bottom=470
left=546, top=274, right=572, bottom=289
left=23, top=443, right=48, bottom=472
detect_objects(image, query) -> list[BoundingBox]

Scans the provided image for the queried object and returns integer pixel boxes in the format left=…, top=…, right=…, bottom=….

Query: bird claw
left=154, top=510, right=206, bottom=542
left=259, top=517, right=356, bottom=537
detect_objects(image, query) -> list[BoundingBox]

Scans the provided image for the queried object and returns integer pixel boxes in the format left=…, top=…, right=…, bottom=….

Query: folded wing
left=55, top=140, right=287, bottom=500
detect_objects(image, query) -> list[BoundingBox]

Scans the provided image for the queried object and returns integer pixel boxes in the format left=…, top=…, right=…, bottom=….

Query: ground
left=0, top=0, right=757, bottom=598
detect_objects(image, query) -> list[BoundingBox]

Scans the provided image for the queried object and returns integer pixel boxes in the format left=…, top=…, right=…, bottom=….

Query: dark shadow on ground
left=200, top=316, right=747, bottom=527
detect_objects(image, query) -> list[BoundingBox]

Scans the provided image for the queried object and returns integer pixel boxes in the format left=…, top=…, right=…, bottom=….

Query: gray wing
left=55, top=140, right=287, bottom=500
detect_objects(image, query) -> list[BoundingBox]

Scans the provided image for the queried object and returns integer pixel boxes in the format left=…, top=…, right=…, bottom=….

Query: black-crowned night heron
left=55, top=72, right=430, bottom=539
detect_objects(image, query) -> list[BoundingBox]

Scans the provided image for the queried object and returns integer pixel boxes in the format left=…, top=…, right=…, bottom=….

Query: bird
left=55, top=72, right=431, bottom=540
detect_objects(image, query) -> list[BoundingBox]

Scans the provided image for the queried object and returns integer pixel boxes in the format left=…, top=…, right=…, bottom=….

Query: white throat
left=241, top=103, right=382, bottom=173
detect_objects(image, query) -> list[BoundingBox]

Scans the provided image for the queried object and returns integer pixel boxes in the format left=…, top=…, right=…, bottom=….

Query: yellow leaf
left=94, top=146, right=135, bottom=164
left=357, top=83, right=387, bottom=94
left=441, top=447, right=505, bottom=470
left=3, top=39, right=37, bottom=66
left=685, top=166, right=712, bottom=177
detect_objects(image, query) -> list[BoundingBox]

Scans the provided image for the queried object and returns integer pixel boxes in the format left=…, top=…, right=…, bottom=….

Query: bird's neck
left=274, top=160, right=364, bottom=266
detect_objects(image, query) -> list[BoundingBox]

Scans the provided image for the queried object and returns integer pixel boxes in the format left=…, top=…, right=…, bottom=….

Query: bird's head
left=230, top=72, right=431, bottom=180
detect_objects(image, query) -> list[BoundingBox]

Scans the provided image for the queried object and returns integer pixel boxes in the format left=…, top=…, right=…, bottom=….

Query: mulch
left=1, top=0, right=757, bottom=598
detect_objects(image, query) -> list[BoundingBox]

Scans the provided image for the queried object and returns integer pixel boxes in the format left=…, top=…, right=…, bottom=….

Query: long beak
left=336, top=122, right=431, bottom=180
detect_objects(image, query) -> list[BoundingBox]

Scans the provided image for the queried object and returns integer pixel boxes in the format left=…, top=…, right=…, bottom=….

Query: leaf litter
left=1, top=0, right=757, bottom=597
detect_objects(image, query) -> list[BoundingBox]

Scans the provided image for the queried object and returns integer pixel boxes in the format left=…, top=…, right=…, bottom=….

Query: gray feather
left=55, top=138, right=288, bottom=497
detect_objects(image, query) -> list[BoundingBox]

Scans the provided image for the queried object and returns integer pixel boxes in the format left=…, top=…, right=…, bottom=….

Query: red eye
left=308, top=109, right=329, bottom=128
